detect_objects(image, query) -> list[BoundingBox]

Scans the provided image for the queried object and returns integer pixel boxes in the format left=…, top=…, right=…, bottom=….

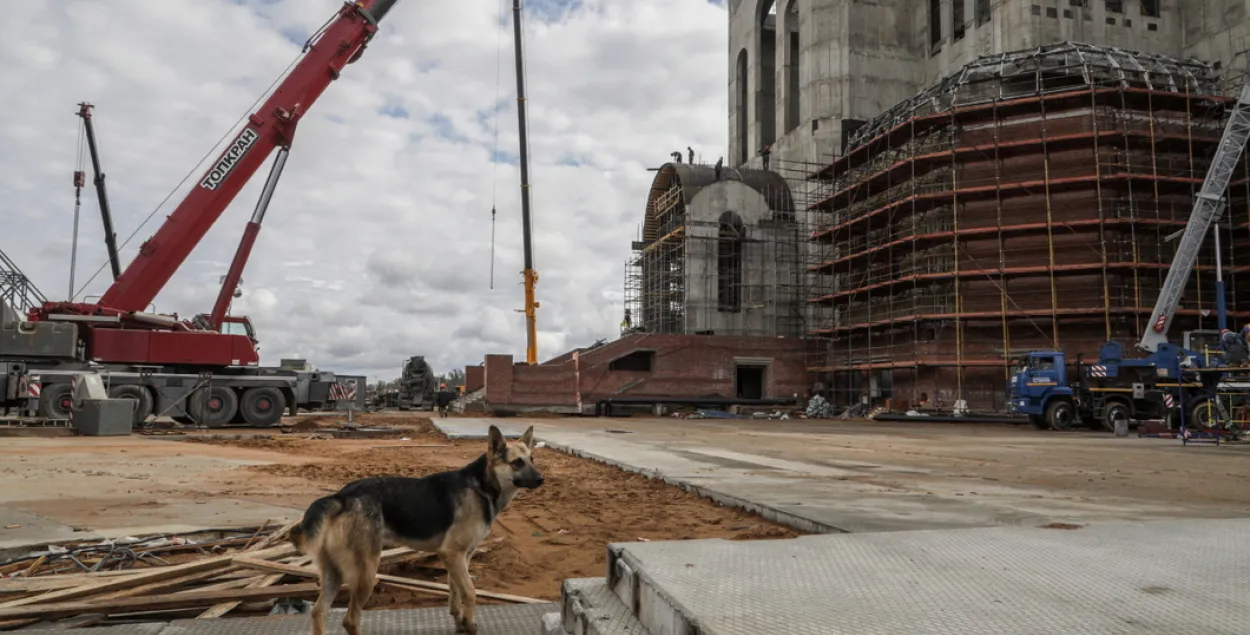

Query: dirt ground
left=186, top=416, right=803, bottom=609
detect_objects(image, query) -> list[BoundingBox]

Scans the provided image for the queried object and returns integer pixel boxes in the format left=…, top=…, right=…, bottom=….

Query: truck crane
left=2, top=0, right=399, bottom=427
left=1009, top=75, right=1250, bottom=433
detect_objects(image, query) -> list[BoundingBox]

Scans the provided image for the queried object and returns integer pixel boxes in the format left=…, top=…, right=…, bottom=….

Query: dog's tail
left=289, top=494, right=346, bottom=555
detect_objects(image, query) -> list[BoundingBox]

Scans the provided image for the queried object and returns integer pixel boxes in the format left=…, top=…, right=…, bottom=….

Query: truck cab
left=218, top=315, right=257, bottom=345
left=1009, top=351, right=1076, bottom=429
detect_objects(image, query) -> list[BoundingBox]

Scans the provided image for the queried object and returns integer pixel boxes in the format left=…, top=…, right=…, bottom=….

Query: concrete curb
left=538, top=440, right=850, bottom=535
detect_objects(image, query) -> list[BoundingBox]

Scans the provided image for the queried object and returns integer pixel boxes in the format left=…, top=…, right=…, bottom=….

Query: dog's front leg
left=439, top=551, right=463, bottom=623
left=441, top=549, right=477, bottom=634
left=447, top=571, right=462, bottom=619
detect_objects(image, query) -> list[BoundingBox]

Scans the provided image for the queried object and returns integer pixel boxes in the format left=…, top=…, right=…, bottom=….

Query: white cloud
left=0, top=0, right=728, bottom=380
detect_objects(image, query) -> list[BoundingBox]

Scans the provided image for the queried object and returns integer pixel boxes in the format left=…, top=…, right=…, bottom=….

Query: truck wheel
left=240, top=387, right=286, bottom=426
left=38, top=383, right=74, bottom=420
left=189, top=386, right=239, bottom=427
left=1046, top=400, right=1076, bottom=431
left=1101, top=402, right=1130, bottom=433
left=108, top=385, right=154, bottom=428
left=1189, top=401, right=1217, bottom=430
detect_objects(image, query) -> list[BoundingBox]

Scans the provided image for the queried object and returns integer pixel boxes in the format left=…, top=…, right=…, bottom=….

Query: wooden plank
left=231, top=558, right=544, bottom=604
left=196, top=553, right=313, bottom=620
left=195, top=572, right=287, bottom=620
left=247, top=518, right=301, bottom=552
left=0, top=583, right=327, bottom=622
left=92, top=566, right=243, bottom=602
left=0, top=544, right=296, bottom=610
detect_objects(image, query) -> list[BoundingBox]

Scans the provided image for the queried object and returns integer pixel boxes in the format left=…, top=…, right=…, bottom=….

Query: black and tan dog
left=290, top=425, right=543, bottom=635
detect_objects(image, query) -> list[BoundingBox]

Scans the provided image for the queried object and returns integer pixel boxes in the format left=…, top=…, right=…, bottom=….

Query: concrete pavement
left=435, top=417, right=1250, bottom=534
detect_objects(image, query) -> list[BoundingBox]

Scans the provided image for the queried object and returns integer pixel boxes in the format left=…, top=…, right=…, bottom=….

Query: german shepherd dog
left=289, top=425, right=543, bottom=635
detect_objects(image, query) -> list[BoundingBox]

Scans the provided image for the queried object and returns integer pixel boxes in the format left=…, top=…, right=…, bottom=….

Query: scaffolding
left=623, top=162, right=808, bottom=338
left=802, top=42, right=1250, bottom=411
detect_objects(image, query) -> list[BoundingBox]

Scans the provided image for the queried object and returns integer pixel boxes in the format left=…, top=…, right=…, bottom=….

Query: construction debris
left=0, top=521, right=541, bottom=630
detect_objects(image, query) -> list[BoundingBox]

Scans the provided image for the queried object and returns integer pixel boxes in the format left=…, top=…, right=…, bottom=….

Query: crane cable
left=69, top=117, right=88, bottom=301
left=72, top=49, right=305, bottom=301
left=489, top=0, right=506, bottom=290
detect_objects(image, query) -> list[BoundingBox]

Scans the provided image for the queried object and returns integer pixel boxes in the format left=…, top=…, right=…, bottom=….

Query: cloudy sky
left=1, top=0, right=729, bottom=380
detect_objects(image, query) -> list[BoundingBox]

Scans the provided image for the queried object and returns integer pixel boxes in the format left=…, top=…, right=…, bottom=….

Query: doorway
left=735, top=364, right=766, bottom=399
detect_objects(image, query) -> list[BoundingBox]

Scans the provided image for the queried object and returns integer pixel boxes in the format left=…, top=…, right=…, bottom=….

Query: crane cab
left=218, top=315, right=257, bottom=344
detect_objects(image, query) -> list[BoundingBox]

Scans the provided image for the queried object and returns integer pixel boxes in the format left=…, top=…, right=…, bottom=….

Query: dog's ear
left=488, top=425, right=506, bottom=457
left=520, top=425, right=535, bottom=449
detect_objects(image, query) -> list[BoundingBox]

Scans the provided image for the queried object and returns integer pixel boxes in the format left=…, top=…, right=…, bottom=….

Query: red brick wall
left=482, top=334, right=811, bottom=411
left=484, top=354, right=515, bottom=405
left=464, top=365, right=485, bottom=393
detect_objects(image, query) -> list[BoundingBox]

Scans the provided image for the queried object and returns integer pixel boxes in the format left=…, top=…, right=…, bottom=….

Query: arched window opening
left=717, top=211, right=746, bottom=313
left=758, top=1, right=778, bottom=150
left=784, top=0, right=800, bottom=132
left=736, top=48, right=749, bottom=165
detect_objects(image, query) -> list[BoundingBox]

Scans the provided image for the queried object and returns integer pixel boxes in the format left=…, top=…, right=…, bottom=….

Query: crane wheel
left=240, top=387, right=286, bottom=426
left=38, top=383, right=74, bottom=420
left=1046, top=400, right=1076, bottom=431
left=1188, top=401, right=1217, bottom=430
left=189, top=386, right=239, bottom=428
left=108, top=384, right=154, bottom=428
left=1100, top=402, right=1130, bottom=434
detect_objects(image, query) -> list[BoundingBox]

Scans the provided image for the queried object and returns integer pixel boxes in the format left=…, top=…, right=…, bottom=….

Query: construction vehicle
left=1, top=0, right=400, bottom=427
left=1010, top=75, right=1250, bottom=432
left=397, top=356, right=437, bottom=411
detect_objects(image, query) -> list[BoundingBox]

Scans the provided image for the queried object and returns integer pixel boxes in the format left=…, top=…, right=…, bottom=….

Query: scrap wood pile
left=0, top=520, right=541, bottom=631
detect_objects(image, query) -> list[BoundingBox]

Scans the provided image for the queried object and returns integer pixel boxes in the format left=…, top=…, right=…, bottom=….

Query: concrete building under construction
left=709, top=1, right=1250, bottom=411
left=805, top=42, right=1250, bottom=410
left=623, top=163, right=805, bottom=338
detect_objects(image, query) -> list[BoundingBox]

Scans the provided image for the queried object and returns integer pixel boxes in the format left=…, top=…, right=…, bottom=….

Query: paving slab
left=0, top=504, right=98, bottom=552
left=489, top=418, right=1247, bottom=534
left=611, top=517, right=1250, bottom=635
left=159, top=603, right=558, bottom=634
left=11, top=604, right=557, bottom=635
left=432, top=419, right=534, bottom=440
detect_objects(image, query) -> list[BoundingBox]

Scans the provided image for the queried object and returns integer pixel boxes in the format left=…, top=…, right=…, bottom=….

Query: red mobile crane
left=4, top=0, right=397, bottom=426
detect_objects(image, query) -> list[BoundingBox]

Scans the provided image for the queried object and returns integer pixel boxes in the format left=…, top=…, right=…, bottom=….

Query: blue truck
left=1008, top=334, right=1222, bottom=431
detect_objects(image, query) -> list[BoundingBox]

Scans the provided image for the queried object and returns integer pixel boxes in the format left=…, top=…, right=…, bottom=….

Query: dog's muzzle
left=514, top=476, right=544, bottom=489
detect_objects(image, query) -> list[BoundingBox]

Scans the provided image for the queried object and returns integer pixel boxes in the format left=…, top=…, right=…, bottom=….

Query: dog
left=289, top=424, right=543, bottom=635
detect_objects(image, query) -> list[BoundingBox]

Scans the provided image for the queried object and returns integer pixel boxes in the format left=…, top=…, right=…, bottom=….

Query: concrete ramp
left=561, top=518, right=1250, bottom=635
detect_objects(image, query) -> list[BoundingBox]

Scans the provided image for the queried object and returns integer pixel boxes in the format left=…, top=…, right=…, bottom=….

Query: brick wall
left=481, top=334, right=811, bottom=411
left=464, top=365, right=485, bottom=393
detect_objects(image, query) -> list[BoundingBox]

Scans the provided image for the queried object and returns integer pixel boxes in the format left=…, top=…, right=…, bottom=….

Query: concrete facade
left=729, top=0, right=1250, bottom=175
left=626, top=163, right=802, bottom=338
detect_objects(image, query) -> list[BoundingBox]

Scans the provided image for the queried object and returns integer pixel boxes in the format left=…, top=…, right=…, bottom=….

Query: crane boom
left=96, top=0, right=399, bottom=312
left=1139, top=78, right=1250, bottom=353
left=77, top=103, right=122, bottom=281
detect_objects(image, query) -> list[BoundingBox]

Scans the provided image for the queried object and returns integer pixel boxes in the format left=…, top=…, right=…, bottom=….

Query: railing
left=0, top=247, right=47, bottom=315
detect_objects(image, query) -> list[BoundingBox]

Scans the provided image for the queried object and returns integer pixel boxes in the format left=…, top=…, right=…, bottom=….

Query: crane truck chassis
left=2, top=300, right=349, bottom=426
